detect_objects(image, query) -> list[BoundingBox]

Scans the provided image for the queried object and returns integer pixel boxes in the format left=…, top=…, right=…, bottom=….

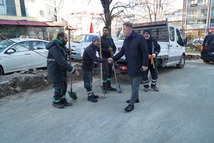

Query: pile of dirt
left=0, top=64, right=82, bottom=98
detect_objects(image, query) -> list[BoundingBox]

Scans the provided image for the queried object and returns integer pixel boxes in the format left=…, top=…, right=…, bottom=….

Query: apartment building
left=183, top=0, right=214, bottom=40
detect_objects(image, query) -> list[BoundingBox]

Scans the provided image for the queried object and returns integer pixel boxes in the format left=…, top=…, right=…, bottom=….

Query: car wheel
left=0, top=66, right=4, bottom=75
left=176, top=55, right=185, bottom=69
left=203, top=60, right=209, bottom=63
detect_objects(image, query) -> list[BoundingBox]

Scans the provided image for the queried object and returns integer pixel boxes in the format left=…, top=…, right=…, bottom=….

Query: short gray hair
left=123, top=21, right=133, bottom=28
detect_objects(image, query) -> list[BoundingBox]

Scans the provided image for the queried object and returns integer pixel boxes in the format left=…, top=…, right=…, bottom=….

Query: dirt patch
left=0, top=64, right=82, bottom=98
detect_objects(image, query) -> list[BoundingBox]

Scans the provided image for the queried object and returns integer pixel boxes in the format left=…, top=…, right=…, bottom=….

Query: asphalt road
left=0, top=59, right=214, bottom=143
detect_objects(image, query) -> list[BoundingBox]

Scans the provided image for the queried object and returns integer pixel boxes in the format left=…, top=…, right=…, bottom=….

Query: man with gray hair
left=108, top=22, right=149, bottom=112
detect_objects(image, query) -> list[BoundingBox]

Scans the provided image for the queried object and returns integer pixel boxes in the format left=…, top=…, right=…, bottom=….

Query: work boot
left=88, top=95, right=98, bottom=103
left=61, top=99, right=72, bottom=106
left=126, top=99, right=139, bottom=103
left=124, top=104, right=134, bottom=112
left=108, top=86, right=117, bottom=91
left=151, top=86, right=159, bottom=92
left=92, top=93, right=99, bottom=98
left=144, top=87, right=149, bottom=92
left=52, top=102, right=65, bottom=109
left=107, top=81, right=117, bottom=91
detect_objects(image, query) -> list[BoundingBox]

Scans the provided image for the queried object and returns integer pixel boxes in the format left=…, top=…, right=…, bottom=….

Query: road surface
left=0, top=59, right=214, bottom=143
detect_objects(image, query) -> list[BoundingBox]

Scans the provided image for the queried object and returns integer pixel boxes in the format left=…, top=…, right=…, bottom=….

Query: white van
left=117, top=20, right=187, bottom=73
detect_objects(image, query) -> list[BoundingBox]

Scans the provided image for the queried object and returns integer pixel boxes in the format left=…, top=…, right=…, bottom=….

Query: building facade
left=183, top=0, right=214, bottom=40
left=0, top=0, right=71, bottom=40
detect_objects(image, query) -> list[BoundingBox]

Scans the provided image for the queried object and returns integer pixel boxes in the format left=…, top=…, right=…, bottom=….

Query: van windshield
left=0, top=40, right=15, bottom=53
left=72, top=34, right=96, bottom=43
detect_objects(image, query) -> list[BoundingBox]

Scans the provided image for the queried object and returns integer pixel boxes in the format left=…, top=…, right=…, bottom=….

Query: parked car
left=201, top=34, right=214, bottom=63
left=68, top=33, right=123, bottom=60
left=68, top=33, right=99, bottom=60
left=0, top=38, right=49, bottom=75
left=193, top=39, right=203, bottom=45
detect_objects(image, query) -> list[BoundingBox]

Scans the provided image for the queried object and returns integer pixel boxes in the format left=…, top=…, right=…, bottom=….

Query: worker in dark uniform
left=100, top=26, right=117, bottom=93
left=82, top=36, right=108, bottom=102
left=46, top=32, right=79, bottom=109
left=142, top=30, right=161, bottom=92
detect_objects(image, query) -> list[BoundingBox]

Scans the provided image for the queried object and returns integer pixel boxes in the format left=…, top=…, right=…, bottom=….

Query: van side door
left=168, top=26, right=182, bottom=63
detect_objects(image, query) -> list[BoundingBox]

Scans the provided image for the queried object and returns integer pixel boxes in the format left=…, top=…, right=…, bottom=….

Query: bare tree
left=99, top=0, right=135, bottom=34
left=135, top=0, right=173, bottom=22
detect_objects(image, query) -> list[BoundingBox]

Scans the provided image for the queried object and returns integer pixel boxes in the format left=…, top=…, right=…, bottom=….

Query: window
left=134, top=26, right=168, bottom=42
left=169, top=27, right=175, bottom=41
left=20, top=0, right=26, bottom=16
left=176, top=29, right=183, bottom=46
left=32, top=41, right=46, bottom=50
left=0, top=0, right=4, bottom=5
left=15, top=41, right=29, bottom=52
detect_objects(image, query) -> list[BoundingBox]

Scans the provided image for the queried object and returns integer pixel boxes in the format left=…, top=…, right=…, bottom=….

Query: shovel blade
left=68, top=90, right=77, bottom=100
left=117, top=85, right=122, bottom=93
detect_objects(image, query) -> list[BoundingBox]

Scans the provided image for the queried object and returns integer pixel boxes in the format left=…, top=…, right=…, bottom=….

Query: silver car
left=68, top=34, right=99, bottom=60
left=0, top=38, right=49, bottom=75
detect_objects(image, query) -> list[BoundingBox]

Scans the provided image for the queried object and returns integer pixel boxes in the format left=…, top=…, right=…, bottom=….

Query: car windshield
left=0, top=40, right=15, bottom=52
left=72, top=34, right=95, bottom=43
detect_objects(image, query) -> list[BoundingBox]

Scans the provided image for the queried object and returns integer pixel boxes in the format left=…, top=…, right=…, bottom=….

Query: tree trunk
left=101, top=0, right=112, bottom=35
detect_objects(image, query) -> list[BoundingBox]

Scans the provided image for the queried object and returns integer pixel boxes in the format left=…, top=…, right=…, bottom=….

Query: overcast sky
left=62, top=0, right=183, bottom=14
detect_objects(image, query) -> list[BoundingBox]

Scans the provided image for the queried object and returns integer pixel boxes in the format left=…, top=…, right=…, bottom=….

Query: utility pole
left=207, top=0, right=212, bottom=34
left=54, top=0, right=57, bottom=21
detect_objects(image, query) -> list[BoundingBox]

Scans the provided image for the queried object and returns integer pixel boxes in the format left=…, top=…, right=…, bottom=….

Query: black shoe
left=93, top=94, right=99, bottom=98
left=61, top=99, right=72, bottom=106
left=126, top=99, right=139, bottom=103
left=124, top=105, right=134, bottom=112
left=108, top=87, right=117, bottom=91
left=88, top=96, right=98, bottom=102
left=52, top=102, right=65, bottom=109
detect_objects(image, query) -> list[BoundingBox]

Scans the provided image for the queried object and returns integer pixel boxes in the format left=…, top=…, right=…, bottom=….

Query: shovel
left=112, top=62, right=122, bottom=93
left=99, top=31, right=107, bottom=97
left=68, top=75, right=77, bottom=100
left=111, top=52, right=122, bottom=93
left=67, top=29, right=77, bottom=100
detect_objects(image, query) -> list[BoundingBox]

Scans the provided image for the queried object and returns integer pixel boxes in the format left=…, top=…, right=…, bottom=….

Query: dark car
left=200, top=34, right=214, bottom=63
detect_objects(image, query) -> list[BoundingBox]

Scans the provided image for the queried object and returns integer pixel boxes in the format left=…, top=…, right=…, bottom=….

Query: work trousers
left=82, top=69, right=93, bottom=92
left=129, top=76, right=142, bottom=105
left=142, top=61, right=158, bottom=88
left=53, top=81, right=67, bottom=102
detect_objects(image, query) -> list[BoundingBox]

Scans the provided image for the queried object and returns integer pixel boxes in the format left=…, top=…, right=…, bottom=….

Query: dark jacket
left=46, top=39, right=75, bottom=83
left=100, top=36, right=116, bottom=58
left=82, top=43, right=107, bottom=71
left=113, top=30, right=149, bottom=77
left=146, top=37, right=160, bottom=56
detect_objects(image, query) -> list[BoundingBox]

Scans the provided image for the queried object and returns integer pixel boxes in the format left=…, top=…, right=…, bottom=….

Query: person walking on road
left=100, top=26, right=117, bottom=93
left=108, top=22, right=149, bottom=112
left=46, top=32, right=79, bottom=109
left=142, top=30, right=160, bottom=92
left=82, top=36, right=108, bottom=103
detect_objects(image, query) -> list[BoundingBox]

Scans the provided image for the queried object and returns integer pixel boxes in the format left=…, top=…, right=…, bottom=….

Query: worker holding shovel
left=47, top=32, right=79, bottom=109
left=82, top=36, right=108, bottom=102
left=100, top=26, right=117, bottom=93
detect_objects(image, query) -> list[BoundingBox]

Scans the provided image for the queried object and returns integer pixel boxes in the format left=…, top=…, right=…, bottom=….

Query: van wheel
left=176, top=55, right=185, bottom=69
left=203, top=60, right=209, bottom=63
left=0, top=66, right=4, bottom=75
